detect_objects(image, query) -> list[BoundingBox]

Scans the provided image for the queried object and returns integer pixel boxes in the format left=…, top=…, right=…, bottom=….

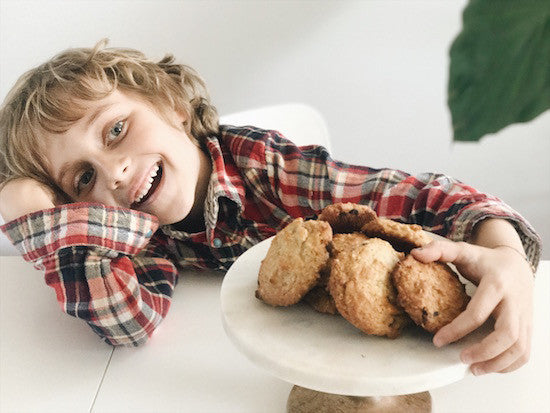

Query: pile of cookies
left=255, top=203, right=469, bottom=339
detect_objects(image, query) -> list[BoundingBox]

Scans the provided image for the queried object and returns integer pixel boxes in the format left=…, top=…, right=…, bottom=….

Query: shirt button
left=213, top=238, right=222, bottom=248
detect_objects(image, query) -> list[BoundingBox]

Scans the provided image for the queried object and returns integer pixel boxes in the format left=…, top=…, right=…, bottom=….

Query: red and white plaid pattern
left=1, top=125, right=541, bottom=346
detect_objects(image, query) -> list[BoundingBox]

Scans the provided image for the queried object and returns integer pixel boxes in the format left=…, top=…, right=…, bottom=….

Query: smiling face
left=44, top=89, right=212, bottom=226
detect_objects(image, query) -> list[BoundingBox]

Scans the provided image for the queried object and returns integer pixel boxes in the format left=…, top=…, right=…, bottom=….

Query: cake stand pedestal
left=221, top=238, right=486, bottom=413
left=287, top=386, right=431, bottom=412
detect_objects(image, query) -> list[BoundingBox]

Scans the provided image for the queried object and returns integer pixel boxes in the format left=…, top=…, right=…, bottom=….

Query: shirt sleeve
left=255, top=129, right=542, bottom=269
left=0, top=202, right=178, bottom=346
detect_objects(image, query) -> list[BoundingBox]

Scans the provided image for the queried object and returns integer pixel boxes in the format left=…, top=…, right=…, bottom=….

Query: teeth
left=134, top=164, right=160, bottom=204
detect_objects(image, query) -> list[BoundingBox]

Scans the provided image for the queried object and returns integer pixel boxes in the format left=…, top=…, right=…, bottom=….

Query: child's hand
left=411, top=239, right=534, bottom=375
left=0, top=178, right=64, bottom=222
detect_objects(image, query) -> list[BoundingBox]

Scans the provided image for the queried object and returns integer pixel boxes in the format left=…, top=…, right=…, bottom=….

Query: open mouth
left=131, top=162, right=163, bottom=208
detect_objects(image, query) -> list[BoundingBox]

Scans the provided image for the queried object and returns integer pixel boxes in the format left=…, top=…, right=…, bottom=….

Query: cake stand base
left=287, top=385, right=432, bottom=413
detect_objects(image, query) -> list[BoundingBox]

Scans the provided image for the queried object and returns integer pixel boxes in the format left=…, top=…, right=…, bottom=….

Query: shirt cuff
left=0, top=202, right=159, bottom=262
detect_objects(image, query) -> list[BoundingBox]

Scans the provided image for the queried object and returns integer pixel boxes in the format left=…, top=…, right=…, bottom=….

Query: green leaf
left=448, top=0, right=550, bottom=142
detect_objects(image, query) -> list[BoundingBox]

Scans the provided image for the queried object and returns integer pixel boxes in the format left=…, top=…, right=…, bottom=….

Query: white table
left=0, top=257, right=114, bottom=413
left=1, top=258, right=549, bottom=413
left=91, top=270, right=292, bottom=413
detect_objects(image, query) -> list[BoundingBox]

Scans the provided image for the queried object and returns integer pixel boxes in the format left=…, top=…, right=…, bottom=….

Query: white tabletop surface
left=1, top=256, right=549, bottom=413
left=0, top=257, right=113, bottom=413
left=91, top=269, right=292, bottom=413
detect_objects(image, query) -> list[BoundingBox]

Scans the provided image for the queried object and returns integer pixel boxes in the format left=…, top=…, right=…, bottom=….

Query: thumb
left=411, top=239, right=471, bottom=265
left=411, top=240, right=482, bottom=284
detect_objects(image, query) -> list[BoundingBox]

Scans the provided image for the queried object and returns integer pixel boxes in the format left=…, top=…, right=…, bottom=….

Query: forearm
left=470, top=218, right=525, bottom=254
left=470, top=218, right=536, bottom=275
left=259, top=131, right=542, bottom=268
left=48, top=248, right=177, bottom=346
left=386, top=172, right=542, bottom=269
left=1, top=202, right=174, bottom=346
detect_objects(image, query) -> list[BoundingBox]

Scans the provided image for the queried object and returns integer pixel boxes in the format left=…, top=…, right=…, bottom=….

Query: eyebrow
left=85, top=103, right=116, bottom=128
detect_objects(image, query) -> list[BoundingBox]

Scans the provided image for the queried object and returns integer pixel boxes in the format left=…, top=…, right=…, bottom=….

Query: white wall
left=1, top=0, right=548, bottom=257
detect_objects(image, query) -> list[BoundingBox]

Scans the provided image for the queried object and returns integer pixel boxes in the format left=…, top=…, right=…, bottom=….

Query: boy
left=0, top=41, right=541, bottom=377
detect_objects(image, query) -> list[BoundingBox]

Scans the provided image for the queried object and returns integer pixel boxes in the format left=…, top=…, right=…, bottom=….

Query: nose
left=102, top=156, right=131, bottom=190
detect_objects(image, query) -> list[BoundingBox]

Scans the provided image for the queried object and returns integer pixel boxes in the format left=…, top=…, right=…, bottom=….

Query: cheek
left=82, top=179, right=118, bottom=205
left=177, top=138, right=201, bottom=167
left=81, top=188, right=106, bottom=204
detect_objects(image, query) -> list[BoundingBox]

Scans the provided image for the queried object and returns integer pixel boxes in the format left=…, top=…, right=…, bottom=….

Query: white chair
left=220, top=102, right=332, bottom=152
left=0, top=103, right=331, bottom=255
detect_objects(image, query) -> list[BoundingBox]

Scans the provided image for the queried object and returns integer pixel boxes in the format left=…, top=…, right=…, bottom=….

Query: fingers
left=469, top=320, right=531, bottom=375
left=433, top=280, right=501, bottom=347
left=497, top=352, right=530, bottom=374
left=470, top=344, right=522, bottom=375
left=499, top=322, right=532, bottom=373
left=411, top=240, right=478, bottom=268
left=460, top=302, right=517, bottom=362
left=411, top=240, right=458, bottom=262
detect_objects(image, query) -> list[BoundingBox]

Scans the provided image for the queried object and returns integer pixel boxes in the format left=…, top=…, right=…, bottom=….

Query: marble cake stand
left=220, top=237, right=487, bottom=412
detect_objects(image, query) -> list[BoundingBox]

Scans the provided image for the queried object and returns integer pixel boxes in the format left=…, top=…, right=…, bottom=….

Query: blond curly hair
left=0, top=39, right=219, bottom=191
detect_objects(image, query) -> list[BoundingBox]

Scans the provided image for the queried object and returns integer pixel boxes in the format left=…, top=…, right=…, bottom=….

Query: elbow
left=87, top=319, right=158, bottom=347
left=104, top=331, right=150, bottom=347
left=85, top=289, right=171, bottom=347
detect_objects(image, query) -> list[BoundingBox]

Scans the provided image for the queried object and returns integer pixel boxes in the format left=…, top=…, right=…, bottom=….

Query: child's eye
left=76, top=168, right=95, bottom=194
left=107, top=120, right=126, bottom=142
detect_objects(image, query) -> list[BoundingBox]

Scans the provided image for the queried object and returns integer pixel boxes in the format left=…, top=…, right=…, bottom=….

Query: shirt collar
left=160, top=132, right=244, bottom=243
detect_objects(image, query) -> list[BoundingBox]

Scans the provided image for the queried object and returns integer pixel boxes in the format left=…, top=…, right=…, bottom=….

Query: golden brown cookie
left=302, top=261, right=338, bottom=314
left=304, top=232, right=375, bottom=315
left=330, top=232, right=373, bottom=255
left=361, top=218, right=432, bottom=252
left=303, top=286, right=338, bottom=315
left=256, top=218, right=333, bottom=306
left=391, top=255, right=469, bottom=333
left=318, top=202, right=377, bottom=234
left=328, top=237, right=409, bottom=338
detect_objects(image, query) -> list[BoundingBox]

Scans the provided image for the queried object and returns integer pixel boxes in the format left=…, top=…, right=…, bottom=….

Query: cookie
left=361, top=218, right=432, bottom=252
left=391, top=255, right=469, bottom=333
left=330, top=232, right=373, bottom=255
left=328, top=237, right=409, bottom=338
left=319, top=202, right=377, bottom=234
left=256, top=218, right=333, bottom=306
left=303, top=232, right=372, bottom=315
left=303, top=286, right=338, bottom=315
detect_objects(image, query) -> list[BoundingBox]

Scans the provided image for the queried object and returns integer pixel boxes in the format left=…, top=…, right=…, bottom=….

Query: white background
left=0, top=0, right=548, bottom=258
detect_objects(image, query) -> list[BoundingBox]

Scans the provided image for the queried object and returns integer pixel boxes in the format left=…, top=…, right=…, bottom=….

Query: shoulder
left=219, top=124, right=290, bottom=149
left=218, top=124, right=292, bottom=167
left=216, top=124, right=334, bottom=173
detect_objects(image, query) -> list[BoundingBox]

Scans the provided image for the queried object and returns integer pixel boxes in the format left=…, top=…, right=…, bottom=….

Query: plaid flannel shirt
left=1, top=125, right=541, bottom=346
